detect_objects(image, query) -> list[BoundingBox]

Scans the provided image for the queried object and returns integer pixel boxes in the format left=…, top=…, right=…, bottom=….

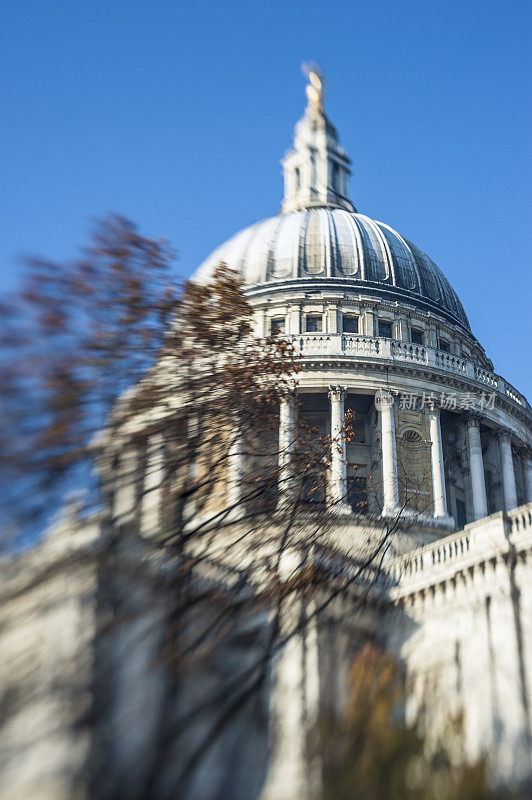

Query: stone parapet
left=387, top=502, right=532, bottom=598
left=289, top=333, right=531, bottom=415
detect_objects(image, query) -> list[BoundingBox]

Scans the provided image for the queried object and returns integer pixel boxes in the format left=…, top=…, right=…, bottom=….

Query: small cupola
left=281, top=65, right=355, bottom=214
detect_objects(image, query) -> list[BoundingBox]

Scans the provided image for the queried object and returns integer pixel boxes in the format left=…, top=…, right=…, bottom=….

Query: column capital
left=328, top=385, right=347, bottom=402
left=279, top=387, right=297, bottom=403
left=495, top=427, right=513, bottom=442
left=375, top=389, right=395, bottom=410
left=465, top=414, right=481, bottom=429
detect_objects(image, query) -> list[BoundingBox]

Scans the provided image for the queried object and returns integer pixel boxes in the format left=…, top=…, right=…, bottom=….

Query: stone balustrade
left=290, top=333, right=530, bottom=412
left=475, top=366, right=498, bottom=388
left=508, top=504, right=532, bottom=533
left=506, top=383, right=525, bottom=406
left=387, top=502, right=532, bottom=589
left=433, top=350, right=467, bottom=374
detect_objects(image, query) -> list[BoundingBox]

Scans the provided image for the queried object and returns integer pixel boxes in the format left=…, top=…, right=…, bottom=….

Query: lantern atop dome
left=281, top=65, right=355, bottom=214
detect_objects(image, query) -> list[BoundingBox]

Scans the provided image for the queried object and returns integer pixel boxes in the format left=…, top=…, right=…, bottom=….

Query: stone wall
left=1, top=505, right=531, bottom=798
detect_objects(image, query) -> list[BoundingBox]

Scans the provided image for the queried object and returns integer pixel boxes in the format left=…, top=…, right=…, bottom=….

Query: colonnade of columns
left=466, top=418, right=522, bottom=520
left=377, top=393, right=452, bottom=523
left=277, top=389, right=529, bottom=524
left=114, top=392, right=530, bottom=533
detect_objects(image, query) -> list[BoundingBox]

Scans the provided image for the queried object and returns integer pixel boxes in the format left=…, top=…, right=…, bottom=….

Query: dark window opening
left=455, top=499, right=466, bottom=529
left=411, top=329, right=423, bottom=345
left=343, top=315, right=359, bottom=334
left=295, top=167, right=301, bottom=191
left=305, top=316, right=322, bottom=333
left=439, top=339, right=450, bottom=353
left=379, top=320, right=393, bottom=339
left=332, top=161, right=340, bottom=192
left=347, top=476, right=368, bottom=513
left=301, top=473, right=326, bottom=508
left=270, top=317, right=285, bottom=335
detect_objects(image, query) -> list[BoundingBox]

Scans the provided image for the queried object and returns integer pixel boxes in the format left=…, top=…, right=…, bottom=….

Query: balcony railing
left=290, top=333, right=530, bottom=413
left=387, top=503, right=532, bottom=590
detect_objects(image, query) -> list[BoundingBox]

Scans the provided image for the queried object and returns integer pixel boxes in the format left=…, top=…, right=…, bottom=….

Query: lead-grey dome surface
left=195, top=208, right=470, bottom=330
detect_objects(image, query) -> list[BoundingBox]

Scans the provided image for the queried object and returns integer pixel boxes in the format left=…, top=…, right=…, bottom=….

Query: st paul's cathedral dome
left=196, top=71, right=469, bottom=331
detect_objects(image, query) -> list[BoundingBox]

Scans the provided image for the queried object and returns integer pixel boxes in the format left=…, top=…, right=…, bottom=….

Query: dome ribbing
left=195, top=208, right=470, bottom=330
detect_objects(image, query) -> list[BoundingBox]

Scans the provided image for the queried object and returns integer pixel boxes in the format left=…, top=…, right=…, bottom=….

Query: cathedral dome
left=195, top=66, right=470, bottom=332
left=195, top=208, right=470, bottom=330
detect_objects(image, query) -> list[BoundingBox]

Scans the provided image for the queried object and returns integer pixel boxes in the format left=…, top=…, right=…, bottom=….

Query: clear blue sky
left=1, top=0, right=531, bottom=396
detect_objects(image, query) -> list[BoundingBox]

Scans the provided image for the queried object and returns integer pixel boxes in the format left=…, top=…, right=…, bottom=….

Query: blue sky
left=1, top=0, right=531, bottom=396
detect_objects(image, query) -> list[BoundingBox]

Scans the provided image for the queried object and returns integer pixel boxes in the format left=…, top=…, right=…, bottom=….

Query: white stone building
left=1, top=71, right=532, bottom=800
left=191, top=69, right=532, bottom=794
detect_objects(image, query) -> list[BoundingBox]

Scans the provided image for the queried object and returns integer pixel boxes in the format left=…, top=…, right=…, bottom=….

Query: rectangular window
left=411, top=329, right=423, bottom=345
left=270, top=317, right=285, bottom=335
left=439, top=339, right=450, bottom=353
left=342, top=315, right=359, bottom=334
left=305, top=315, right=322, bottom=333
left=379, top=320, right=392, bottom=339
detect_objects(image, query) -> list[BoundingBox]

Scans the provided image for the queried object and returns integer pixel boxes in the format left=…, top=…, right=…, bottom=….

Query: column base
left=382, top=505, right=403, bottom=519
left=382, top=506, right=455, bottom=529
left=329, top=502, right=353, bottom=516
left=433, top=514, right=455, bottom=530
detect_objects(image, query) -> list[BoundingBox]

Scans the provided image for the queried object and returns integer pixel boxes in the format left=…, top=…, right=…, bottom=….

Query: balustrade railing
left=475, top=366, right=498, bottom=389
left=434, top=351, right=467, bottom=374
left=508, top=505, right=532, bottom=533
left=389, top=529, right=473, bottom=582
left=506, top=384, right=524, bottom=406
left=389, top=502, right=532, bottom=587
left=289, top=333, right=530, bottom=412
left=343, top=334, right=380, bottom=356
left=390, top=340, right=426, bottom=363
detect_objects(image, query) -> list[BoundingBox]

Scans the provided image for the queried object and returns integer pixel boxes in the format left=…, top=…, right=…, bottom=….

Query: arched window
left=294, top=167, right=301, bottom=191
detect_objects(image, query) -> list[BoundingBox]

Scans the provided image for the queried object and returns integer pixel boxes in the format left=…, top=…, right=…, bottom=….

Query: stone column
left=427, top=325, right=438, bottom=349
left=326, top=303, right=339, bottom=334
left=499, top=431, right=518, bottom=512
left=428, top=406, right=450, bottom=520
left=362, top=308, right=376, bottom=337
left=227, top=423, right=245, bottom=514
left=140, top=433, right=165, bottom=536
left=396, top=316, right=409, bottom=341
left=259, top=593, right=321, bottom=800
left=289, top=304, right=301, bottom=335
left=329, top=386, right=348, bottom=508
left=379, top=391, right=400, bottom=516
left=526, top=456, right=532, bottom=504
left=279, top=393, right=296, bottom=507
left=466, top=416, right=488, bottom=520
left=113, top=444, right=138, bottom=527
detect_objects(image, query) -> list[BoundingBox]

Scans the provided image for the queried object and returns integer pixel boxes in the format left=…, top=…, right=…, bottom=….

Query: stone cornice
left=290, top=348, right=531, bottom=429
